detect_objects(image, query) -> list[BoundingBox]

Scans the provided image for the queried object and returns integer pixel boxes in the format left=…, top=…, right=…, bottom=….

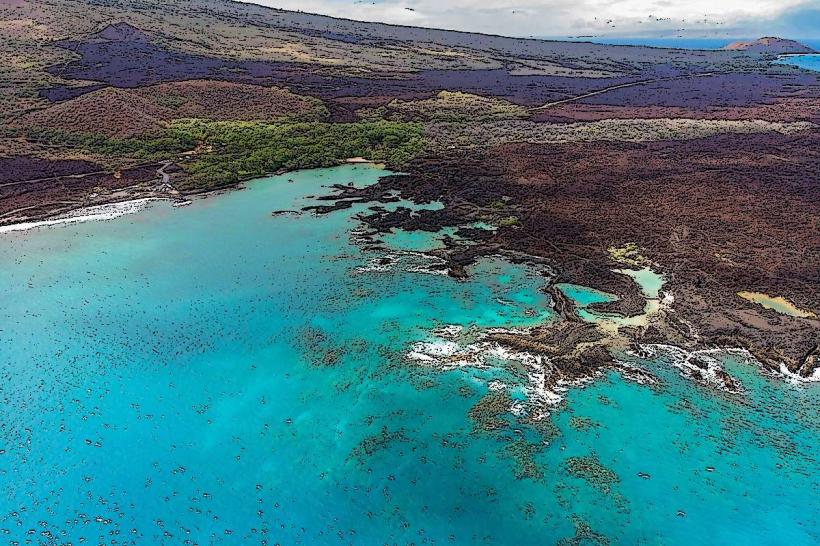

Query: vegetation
left=172, top=120, right=426, bottom=189
left=24, top=126, right=197, bottom=160
left=608, top=242, right=650, bottom=267
left=498, top=216, right=520, bottom=227
left=23, top=120, right=427, bottom=190
left=358, top=91, right=531, bottom=122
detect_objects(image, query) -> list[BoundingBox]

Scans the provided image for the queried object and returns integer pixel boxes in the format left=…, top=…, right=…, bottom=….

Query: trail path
left=529, top=72, right=716, bottom=110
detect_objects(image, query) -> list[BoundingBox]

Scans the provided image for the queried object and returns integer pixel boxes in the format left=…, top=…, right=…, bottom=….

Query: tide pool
left=614, top=267, right=664, bottom=299
left=0, top=165, right=817, bottom=544
left=556, top=266, right=666, bottom=327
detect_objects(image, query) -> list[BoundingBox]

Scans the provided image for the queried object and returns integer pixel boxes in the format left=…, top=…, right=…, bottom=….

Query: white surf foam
left=0, top=198, right=166, bottom=234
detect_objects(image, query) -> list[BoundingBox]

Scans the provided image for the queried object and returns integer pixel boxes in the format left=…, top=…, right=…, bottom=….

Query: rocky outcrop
left=90, top=22, right=152, bottom=43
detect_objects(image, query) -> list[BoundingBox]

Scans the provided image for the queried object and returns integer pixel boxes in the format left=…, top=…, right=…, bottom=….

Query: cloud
left=243, top=0, right=820, bottom=38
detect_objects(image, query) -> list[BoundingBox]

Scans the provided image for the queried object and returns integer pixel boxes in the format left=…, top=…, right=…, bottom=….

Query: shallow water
left=378, top=225, right=461, bottom=252
left=556, top=266, right=665, bottom=327
left=775, top=54, right=820, bottom=72
left=0, top=165, right=817, bottom=544
left=615, top=266, right=664, bottom=299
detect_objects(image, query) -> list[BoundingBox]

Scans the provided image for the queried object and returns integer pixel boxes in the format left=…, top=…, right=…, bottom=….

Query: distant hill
left=722, top=37, right=816, bottom=55
left=16, top=81, right=327, bottom=138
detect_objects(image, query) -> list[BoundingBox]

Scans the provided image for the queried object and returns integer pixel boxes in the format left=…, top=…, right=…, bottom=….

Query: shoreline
left=5, top=159, right=819, bottom=387
left=340, top=200, right=820, bottom=393
left=0, top=197, right=171, bottom=233
left=0, top=158, right=390, bottom=231
left=312, top=148, right=820, bottom=383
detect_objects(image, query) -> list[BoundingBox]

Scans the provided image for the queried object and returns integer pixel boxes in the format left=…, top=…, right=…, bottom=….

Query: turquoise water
left=556, top=283, right=617, bottom=307
left=775, top=54, right=820, bottom=71
left=0, top=165, right=817, bottom=544
left=378, top=226, right=461, bottom=252
left=557, top=267, right=665, bottom=327
left=615, top=267, right=664, bottom=299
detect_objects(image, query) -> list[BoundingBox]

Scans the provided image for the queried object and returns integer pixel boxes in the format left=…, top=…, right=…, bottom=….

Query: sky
left=245, top=0, right=820, bottom=39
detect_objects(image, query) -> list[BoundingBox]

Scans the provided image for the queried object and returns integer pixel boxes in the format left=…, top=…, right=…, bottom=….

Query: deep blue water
left=0, top=165, right=817, bottom=544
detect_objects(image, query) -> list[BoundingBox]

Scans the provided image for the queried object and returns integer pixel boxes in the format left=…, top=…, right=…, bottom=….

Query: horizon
left=239, top=0, right=820, bottom=41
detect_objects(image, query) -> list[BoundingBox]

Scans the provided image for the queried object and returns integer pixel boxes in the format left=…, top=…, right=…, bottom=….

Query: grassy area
left=23, top=120, right=427, bottom=190
left=358, top=91, right=530, bottom=122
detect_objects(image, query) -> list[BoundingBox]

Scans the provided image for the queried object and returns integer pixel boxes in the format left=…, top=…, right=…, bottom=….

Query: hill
left=722, top=37, right=816, bottom=54
left=0, top=0, right=784, bottom=119
left=16, top=80, right=327, bottom=138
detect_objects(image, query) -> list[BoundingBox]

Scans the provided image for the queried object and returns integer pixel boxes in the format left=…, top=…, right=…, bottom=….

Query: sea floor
left=0, top=165, right=817, bottom=544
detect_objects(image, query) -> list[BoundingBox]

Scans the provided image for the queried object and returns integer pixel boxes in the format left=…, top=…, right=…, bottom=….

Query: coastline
left=0, top=158, right=389, bottom=231
left=4, top=144, right=817, bottom=546
left=283, top=164, right=820, bottom=393
left=309, top=149, right=820, bottom=383
left=0, top=197, right=171, bottom=233
left=5, top=154, right=818, bottom=388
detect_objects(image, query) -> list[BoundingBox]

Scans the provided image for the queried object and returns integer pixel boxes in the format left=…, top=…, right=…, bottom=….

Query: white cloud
left=243, top=0, right=820, bottom=38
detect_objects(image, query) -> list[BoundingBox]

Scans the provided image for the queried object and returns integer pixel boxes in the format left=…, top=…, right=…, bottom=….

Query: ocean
left=1, top=165, right=817, bottom=544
